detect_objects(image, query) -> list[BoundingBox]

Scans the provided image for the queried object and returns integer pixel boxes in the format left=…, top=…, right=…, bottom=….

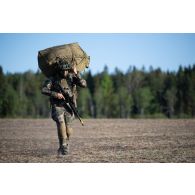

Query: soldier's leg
left=52, top=106, right=68, bottom=155
left=64, top=111, right=74, bottom=140
left=56, top=119, right=67, bottom=148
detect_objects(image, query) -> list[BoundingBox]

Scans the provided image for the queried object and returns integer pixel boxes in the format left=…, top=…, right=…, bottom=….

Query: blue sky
left=0, top=33, right=195, bottom=74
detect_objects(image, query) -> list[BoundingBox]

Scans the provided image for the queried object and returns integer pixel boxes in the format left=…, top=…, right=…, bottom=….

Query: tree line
left=0, top=64, right=195, bottom=118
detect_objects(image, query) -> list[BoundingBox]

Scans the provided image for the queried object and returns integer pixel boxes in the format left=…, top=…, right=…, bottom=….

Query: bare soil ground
left=0, top=119, right=195, bottom=163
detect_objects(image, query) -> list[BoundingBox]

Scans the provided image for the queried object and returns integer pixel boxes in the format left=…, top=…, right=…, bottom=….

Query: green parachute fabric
left=38, top=42, right=90, bottom=77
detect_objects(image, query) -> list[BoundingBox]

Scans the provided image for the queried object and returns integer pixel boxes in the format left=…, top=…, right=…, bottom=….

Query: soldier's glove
left=73, top=74, right=87, bottom=88
left=64, top=88, right=73, bottom=99
left=80, top=79, right=87, bottom=88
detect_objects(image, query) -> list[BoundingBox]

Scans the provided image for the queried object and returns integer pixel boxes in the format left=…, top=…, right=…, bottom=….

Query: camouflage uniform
left=42, top=72, right=87, bottom=155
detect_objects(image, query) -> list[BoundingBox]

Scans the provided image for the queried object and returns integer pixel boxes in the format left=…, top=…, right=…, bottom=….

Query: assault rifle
left=58, top=83, right=84, bottom=126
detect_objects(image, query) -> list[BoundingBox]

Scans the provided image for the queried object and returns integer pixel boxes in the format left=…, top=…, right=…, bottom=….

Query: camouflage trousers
left=51, top=104, right=74, bottom=148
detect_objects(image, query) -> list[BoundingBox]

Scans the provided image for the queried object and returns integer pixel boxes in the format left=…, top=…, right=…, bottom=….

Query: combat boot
left=58, top=144, right=69, bottom=156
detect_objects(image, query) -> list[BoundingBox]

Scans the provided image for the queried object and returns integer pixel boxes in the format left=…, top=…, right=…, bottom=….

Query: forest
left=0, top=64, right=195, bottom=118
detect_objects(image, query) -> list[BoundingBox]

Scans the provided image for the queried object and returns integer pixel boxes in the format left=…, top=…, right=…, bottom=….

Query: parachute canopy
left=38, top=42, right=90, bottom=77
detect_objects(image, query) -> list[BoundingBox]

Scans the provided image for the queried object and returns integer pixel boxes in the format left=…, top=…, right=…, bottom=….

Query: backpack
left=38, top=42, right=90, bottom=77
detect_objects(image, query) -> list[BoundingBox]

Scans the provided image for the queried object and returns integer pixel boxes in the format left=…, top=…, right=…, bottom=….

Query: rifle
left=57, top=83, right=84, bottom=126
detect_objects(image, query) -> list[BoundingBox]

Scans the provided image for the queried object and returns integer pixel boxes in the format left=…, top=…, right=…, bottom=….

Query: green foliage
left=0, top=64, right=195, bottom=118
left=100, top=68, right=114, bottom=117
left=0, top=67, right=50, bottom=118
left=133, top=87, right=154, bottom=116
left=77, top=88, right=92, bottom=117
left=116, top=86, right=133, bottom=118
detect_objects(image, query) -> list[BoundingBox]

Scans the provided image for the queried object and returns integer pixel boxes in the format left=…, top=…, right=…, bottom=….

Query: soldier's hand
left=73, top=66, right=77, bottom=74
left=56, top=93, right=65, bottom=100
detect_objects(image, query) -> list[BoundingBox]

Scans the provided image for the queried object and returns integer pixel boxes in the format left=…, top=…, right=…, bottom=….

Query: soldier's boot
left=58, top=142, right=69, bottom=156
left=57, top=122, right=69, bottom=156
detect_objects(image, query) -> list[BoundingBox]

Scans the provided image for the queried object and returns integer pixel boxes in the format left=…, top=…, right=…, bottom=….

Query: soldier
left=41, top=63, right=87, bottom=156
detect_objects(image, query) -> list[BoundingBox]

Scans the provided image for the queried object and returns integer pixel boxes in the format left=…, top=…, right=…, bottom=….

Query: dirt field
left=0, top=119, right=195, bottom=163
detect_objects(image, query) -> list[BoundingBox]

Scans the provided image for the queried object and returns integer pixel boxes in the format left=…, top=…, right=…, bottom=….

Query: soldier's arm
left=73, top=74, right=87, bottom=88
left=41, top=79, right=59, bottom=98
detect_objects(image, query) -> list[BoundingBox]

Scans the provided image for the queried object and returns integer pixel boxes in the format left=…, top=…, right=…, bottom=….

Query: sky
left=0, top=33, right=195, bottom=74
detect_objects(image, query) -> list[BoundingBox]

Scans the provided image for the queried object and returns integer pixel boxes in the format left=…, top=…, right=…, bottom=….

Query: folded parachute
left=38, top=42, right=90, bottom=77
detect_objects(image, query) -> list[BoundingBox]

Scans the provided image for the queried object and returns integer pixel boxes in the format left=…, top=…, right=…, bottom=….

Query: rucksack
left=38, top=42, right=90, bottom=77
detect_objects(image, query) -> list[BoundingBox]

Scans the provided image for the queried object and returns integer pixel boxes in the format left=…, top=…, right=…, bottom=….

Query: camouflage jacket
left=42, top=73, right=87, bottom=107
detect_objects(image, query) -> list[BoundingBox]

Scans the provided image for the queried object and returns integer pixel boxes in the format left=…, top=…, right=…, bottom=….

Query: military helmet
left=59, top=63, right=72, bottom=70
left=57, top=58, right=72, bottom=71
